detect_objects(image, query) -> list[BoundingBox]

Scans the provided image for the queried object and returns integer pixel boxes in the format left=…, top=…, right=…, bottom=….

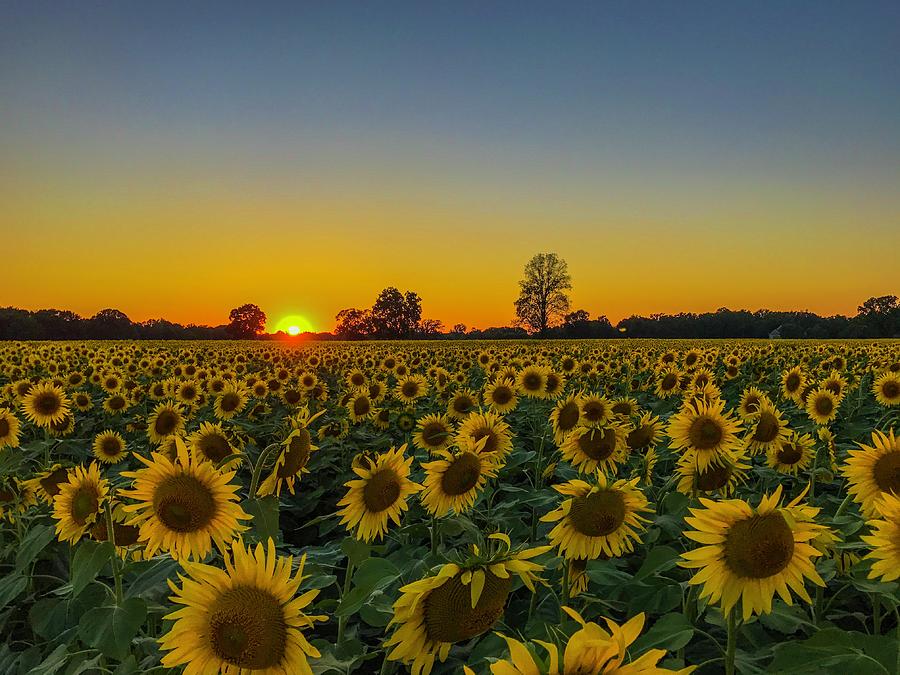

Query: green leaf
left=769, top=629, right=893, bottom=674
left=340, top=538, right=371, bottom=566
left=335, top=558, right=401, bottom=618
left=758, top=601, right=813, bottom=634
left=631, top=613, right=695, bottom=655
left=77, top=599, right=148, bottom=661
left=244, top=496, right=280, bottom=543
left=70, top=540, right=114, bottom=597
left=633, top=546, right=680, bottom=582
left=16, top=523, right=56, bottom=572
left=23, top=643, right=69, bottom=675
left=123, top=556, right=179, bottom=600
left=0, top=573, right=27, bottom=610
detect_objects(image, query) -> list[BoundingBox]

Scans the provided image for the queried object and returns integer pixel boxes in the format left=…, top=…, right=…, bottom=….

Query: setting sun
left=287, top=325, right=300, bottom=336
left=272, top=314, right=314, bottom=335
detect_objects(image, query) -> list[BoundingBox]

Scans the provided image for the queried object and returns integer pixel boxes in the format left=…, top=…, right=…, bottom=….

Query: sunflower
left=447, top=389, right=478, bottom=420
left=766, top=432, right=815, bottom=475
left=738, top=386, right=770, bottom=419
left=189, top=421, right=238, bottom=467
left=160, top=538, right=326, bottom=674
left=147, top=401, right=186, bottom=444
left=24, top=464, right=71, bottom=504
left=120, top=438, right=250, bottom=560
left=805, top=388, right=839, bottom=425
left=456, top=411, right=514, bottom=460
left=680, top=486, right=827, bottom=620
left=560, top=424, right=627, bottom=475
left=843, top=428, right=900, bottom=518
left=348, top=393, right=375, bottom=423
left=744, top=401, right=790, bottom=455
left=88, top=502, right=143, bottom=557
left=0, top=479, right=36, bottom=522
left=420, top=445, right=499, bottom=517
left=258, top=426, right=319, bottom=497
left=578, top=394, right=613, bottom=428
left=412, top=413, right=454, bottom=454
left=483, top=608, right=688, bottom=675
left=71, top=391, right=93, bottom=412
left=214, top=382, right=249, bottom=420
left=52, top=463, right=109, bottom=544
left=611, top=397, right=639, bottom=419
left=0, top=409, right=21, bottom=448
left=384, top=534, right=549, bottom=675
left=176, top=379, right=203, bottom=406
left=549, top=394, right=581, bottom=445
left=655, top=368, right=682, bottom=398
left=625, top=413, right=663, bottom=454
left=873, top=371, right=900, bottom=407
left=518, top=365, right=549, bottom=399
left=667, top=399, right=743, bottom=472
left=395, top=375, right=428, bottom=404
left=92, top=430, right=128, bottom=464
left=336, top=445, right=422, bottom=542
left=781, top=366, right=805, bottom=402
left=21, top=382, right=70, bottom=428
left=102, top=391, right=130, bottom=415
left=483, top=378, right=519, bottom=414
left=541, top=472, right=651, bottom=560
left=676, top=449, right=750, bottom=497
left=861, top=492, right=900, bottom=583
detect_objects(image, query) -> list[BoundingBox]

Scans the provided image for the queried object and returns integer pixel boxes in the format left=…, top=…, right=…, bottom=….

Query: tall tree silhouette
left=514, top=253, right=572, bottom=335
left=227, top=304, right=267, bottom=338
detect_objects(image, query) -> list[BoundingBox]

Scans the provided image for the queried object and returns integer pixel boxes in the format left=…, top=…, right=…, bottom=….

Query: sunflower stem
left=833, top=492, right=853, bottom=518
left=430, top=516, right=439, bottom=555
left=560, top=561, right=570, bottom=621
left=725, top=608, right=737, bottom=675
left=104, top=502, right=123, bottom=605
left=872, top=594, right=881, bottom=635
left=337, top=557, right=355, bottom=645
left=248, top=442, right=280, bottom=498
left=813, top=585, right=824, bottom=626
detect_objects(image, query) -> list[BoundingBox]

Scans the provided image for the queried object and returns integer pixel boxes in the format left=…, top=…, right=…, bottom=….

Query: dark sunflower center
left=577, top=428, right=617, bottom=461
left=814, top=396, right=833, bottom=416
left=154, top=410, right=179, bottom=436
left=34, top=392, right=62, bottom=416
left=582, top=401, right=607, bottom=423
left=688, top=417, right=724, bottom=450
left=453, top=396, right=474, bottom=414
left=440, top=452, right=481, bottom=496
left=108, top=395, right=126, bottom=410
left=881, top=381, right=900, bottom=399
left=424, top=571, right=511, bottom=644
left=786, top=373, right=801, bottom=392
left=611, top=402, right=631, bottom=416
left=284, top=390, right=302, bottom=404
left=695, top=463, right=732, bottom=491
left=277, top=431, right=312, bottom=477
left=401, top=382, right=418, bottom=397
left=208, top=586, right=287, bottom=669
left=182, top=386, right=197, bottom=399
left=91, top=521, right=141, bottom=546
left=724, top=512, right=795, bottom=579
left=872, top=452, right=900, bottom=494
left=627, top=424, right=653, bottom=451
left=753, top=412, right=780, bottom=443
left=492, top=386, right=513, bottom=404
left=351, top=374, right=365, bottom=386
left=353, top=397, right=371, bottom=417
left=557, top=402, right=580, bottom=431
left=0, top=419, right=10, bottom=437
left=777, top=443, right=803, bottom=465
left=362, top=469, right=401, bottom=512
left=152, top=474, right=216, bottom=532
left=568, top=490, right=627, bottom=537
left=421, top=422, right=448, bottom=447
left=522, top=373, right=542, bottom=391
left=220, top=393, right=240, bottom=412
left=71, top=487, right=100, bottom=524
left=101, top=437, right=123, bottom=456
left=744, top=396, right=760, bottom=414
left=76, top=394, right=90, bottom=406
left=471, top=429, right=497, bottom=454
left=661, top=373, right=678, bottom=389
left=199, top=433, right=231, bottom=463
left=40, top=468, right=69, bottom=497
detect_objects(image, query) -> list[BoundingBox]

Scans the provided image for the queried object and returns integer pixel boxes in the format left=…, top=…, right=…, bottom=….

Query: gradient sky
left=2, top=2, right=898, bottom=332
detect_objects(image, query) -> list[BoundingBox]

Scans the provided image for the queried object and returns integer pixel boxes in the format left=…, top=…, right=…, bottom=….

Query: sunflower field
left=1, top=340, right=899, bottom=675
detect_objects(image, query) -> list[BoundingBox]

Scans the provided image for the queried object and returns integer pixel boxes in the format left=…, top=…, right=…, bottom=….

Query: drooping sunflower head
left=610, top=396, right=639, bottom=419
left=413, top=413, right=454, bottom=454
left=420, top=446, right=500, bottom=517
left=676, top=449, right=750, bottom=497
left=52, top=463, right=109, bottom=544
left=541, top=472, right=652, bottom=561
left=120, top=437, right=250, bottom=560
left=257, top=426, right=319, bottom=497
left=21, top=382, right=70, bottom=428
left=681, top=486, right=828, bottom=620
left=92, top=430, right=128, bottom=464
left=160, top=538, right=326, bottom=674
left=843, top=428, right=900, bottom=518
left=336, top=445, right=423, bottom=543
left=625, top=412, right=663, bottom=453
left=385, top=534, right=549, bottom=674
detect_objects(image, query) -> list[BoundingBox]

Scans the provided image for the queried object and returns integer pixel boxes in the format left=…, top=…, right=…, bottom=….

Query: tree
left=857, top=295, right=900, bottom=337
left=334, top=308, right=374, bottom=340
left=227, top=304, right=267, bottom=338
left=418, top=319, right=444, bottom=336
left=371, top=287, right=422, bottom=338
left=514, top=253, right=572, bottom=335
left=88, top=309, right=136, bottom=339
left=450, top=323, right=467, bottom=335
